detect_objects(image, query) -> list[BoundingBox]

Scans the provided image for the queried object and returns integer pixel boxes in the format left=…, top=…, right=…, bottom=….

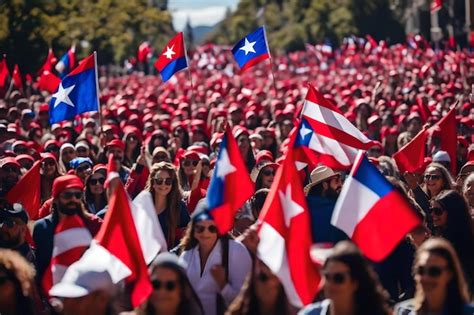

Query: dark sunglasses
left=153, top=155, right=168, bottom=162
left=424, top=174, right=442, bottom=181
left=61, top=191, right=83, bottom=200
left=323, top=271, right=350, bottom=284
left=257, top=272, right=269, bottom=282
left=183, top=160, right=199, bottom=167
left=76, top=147, right=88, bottom=153
left=154, top=178, right=173, bottom=186
left=2, top=166, right=19, bottom=173
left=417, top=265, right=448, bottom=278
left=262, top=169, right=276, bottom=176
left=90, top=178, right=105, bottom=185
left=46, top=146, right=59, bottom=152
left=194, top=224, right=217, bottom=234
left=151, top=279, right=177, bottom=291
left=76, top=165, right=91, bottom=173
left=42, top=160, right=56, bottom=167
left=429, top=207, right=446, bottom=216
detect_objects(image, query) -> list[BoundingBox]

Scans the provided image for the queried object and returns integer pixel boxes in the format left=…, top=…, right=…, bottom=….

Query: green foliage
left=0, top=0, right=173, bottom=73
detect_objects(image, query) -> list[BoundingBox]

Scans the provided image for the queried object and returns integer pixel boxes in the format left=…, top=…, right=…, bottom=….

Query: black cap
left=0, top=203, right=28, bottom=226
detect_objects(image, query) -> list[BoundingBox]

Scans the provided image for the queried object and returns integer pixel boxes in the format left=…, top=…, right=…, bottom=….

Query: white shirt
left=180, top=239, right=252, bottom=315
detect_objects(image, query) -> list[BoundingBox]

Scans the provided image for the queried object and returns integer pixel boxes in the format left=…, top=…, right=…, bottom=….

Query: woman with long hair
left=299, top=241, right=391, bottom=315
left=177, top=151, right=202, bottom=192
left=40, top=153, right=61, bottom=205
left=123, top=129, right=142, bottom=168
left=395, top=238, right=474, bottom=314
left=234, top=127, right=255, bottom=173
left=58, top=143, right=77, bottom=174
left=136, top=252, right=204, bottom=315
left=83, top=166, right=107, bottom=214
left=179, top=201, right=252, bottom=315
left=140, top=162, right=190, bottom=249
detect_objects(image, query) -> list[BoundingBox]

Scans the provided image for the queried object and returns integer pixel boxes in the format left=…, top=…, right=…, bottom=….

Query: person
left=177, top=151, right=201, bottom=192
left=152, top=147, right=171, bottom=165
left=179, top=201, right=252, bottom=315
left=226, top=258, right=296, bottom=315
left=101, top=139, right=130, bottom=184
left=58, top=143, right=76, bottom=174
left=140, top=162, right=190, bottom=249
left=394, top=238, right=474, bottom=315
left=84, top=166, right=107, bottom=214
left=462, top=173, right=474, bottom=217
left=33, top=175, right=102, bottom=282
left=40, top=153, right=61, bottom=204
left=69, top=157, right=93, bottom=183
left=299, top=241, right=391, bottom=315
left=0, top=157, right=22, bottom=197
left=304, top=165, right=348, bottom=245
left=136, top=252, right=204, bottom=315
left=123, top=128, right=142, bottom=168
left=234, top=127, right=255, bottom=173
left=432, top=151, right=451, bottom=174
left=250, top=162, right=278, bottom=191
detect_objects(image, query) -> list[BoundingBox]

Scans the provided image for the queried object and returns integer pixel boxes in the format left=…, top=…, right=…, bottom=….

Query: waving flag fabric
left=296, top=84, right=380, bottom=170
left=331, top=151, right=421, bottom=262
left=232, top=26, right=271, bottom=73
left=0, top=57, right=9, bottom=88
left=12, top=64, right=23, bottom=89
left=154, top=33, right=188, bottom=82
left=49, top=53, right=99, bottom=124
left=55, top=45, right=76, bottom=78
left=206, top=125, right=254, bottom=234
left=257, top=130, right=320, bottom=307
left=393, top=128, right=429, bottom=174
left=432, top=107, right=457, bottom=174
left=38, top=48, right=57, bottom=75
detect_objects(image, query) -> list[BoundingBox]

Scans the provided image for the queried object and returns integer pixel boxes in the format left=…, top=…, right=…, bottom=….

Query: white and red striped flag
left=42, top=215, right=92, bottom=295
left=294, top=84, right=380, bottom=170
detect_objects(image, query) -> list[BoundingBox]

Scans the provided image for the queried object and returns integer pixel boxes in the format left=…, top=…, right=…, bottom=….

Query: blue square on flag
left=49, top=54, right=99, bottom=124
left=232, top=26, right=270, bottom=73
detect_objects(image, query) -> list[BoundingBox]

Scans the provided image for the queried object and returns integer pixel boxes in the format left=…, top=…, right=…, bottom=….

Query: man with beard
left=0, top=202, right=35, bottom=264
left=104, top=139, right=130, bottom=184
left=0, top=157, right=22, bottom=197
left=33, top=175, right=102, bottom=282
left=304, top=166, right=348, bottom=245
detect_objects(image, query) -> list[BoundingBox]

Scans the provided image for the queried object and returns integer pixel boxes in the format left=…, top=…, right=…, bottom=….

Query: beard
left=58, top=201, right=82, bottom=216
left=324, top=187, right=340, bottom=200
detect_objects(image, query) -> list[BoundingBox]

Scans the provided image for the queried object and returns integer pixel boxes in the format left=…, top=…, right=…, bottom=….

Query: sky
left=168, top=0, right=239, bottom=31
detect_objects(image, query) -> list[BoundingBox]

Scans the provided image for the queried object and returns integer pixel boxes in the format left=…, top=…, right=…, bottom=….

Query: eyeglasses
left=183, top=160, right=198, bottom=167
left=262, top=169, right=275, bottom=177
left=194, top=224, right=217, bottom=234
left=151, top=279, right=177, bottom=291
left=154, top=178, right=173, bottom=186
left=322, top=271, right=350, bottom=284
left=76, top=165, right=91, bottom=173
left=257, top=272, right=269, bottom=282
left=60, top=191, right=83, bottom=200
left=76, top=147, right=88, bottom=153
left=429, top=207, right=446, bottom=216
left=42, top=160, right=56, bottom=167
left=424, top=174, right=442, bottom=181
left=416, top=265, right=448, bottom=278
left=89, top=178, right=105, bottom=185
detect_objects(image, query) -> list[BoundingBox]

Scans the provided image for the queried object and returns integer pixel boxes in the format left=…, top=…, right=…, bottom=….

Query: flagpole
left=93, top=51, right=104, bottom=135
left=183, top=33, right=194, bottom=118
left=262, top=25, right=278, bottom=98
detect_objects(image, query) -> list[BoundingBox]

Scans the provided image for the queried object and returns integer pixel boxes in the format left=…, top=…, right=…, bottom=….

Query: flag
left=295, top=84, right=380, bottom=170
left=12, top=64, right=23, bottom=89
left=0, top=57, right=9, bottom=88
left=42, top=215, right=92, bottom=295
left=393, top=128, right=429, bottom=174
left=38, top=48, right=57, bottom=75
left=331, top=151, right=421, bottom=262
left=55, top=45, right=76, bottom=78
left=6, top=160, right=42, bottom=220
left=431, top=0, right=442, bottom=13
left=231, top=26, right=271, bottom=73
left=206, top=125, right=254, bottom=234
left=257, top=130, right=320, bottom=307
left=49, top=53, right=99, bottom=124
left=432, top=107, right=457, bottom=174
left=154, top=33, right=188, bottom=82
left=137, top=41, right=152, bottom=63
left=37, top=70, right=61, bottom=94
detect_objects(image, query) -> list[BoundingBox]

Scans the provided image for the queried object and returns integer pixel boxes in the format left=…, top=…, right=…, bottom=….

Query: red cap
left=0, top=157, right=21, bottom=169
left=255, top=150, right=274, bottom=165
left=15, top=154, right=34, bottom=163
left=52, top=175, right=84, bottom=198
left=181, top=151, right=200, bottom=161
left=105, top=139, right=125, bottom=151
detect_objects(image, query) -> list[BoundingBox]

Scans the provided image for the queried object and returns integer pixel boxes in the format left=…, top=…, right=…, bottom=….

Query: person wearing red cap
left=122, top=128, right=142, bottom=168
left=102, top=139, right=130, bottom=184
left=33, top=175, right=102, bottom=282
left=0, top=157, right=22, bottom=197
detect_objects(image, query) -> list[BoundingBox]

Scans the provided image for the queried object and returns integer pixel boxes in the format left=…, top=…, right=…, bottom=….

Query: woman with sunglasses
left=299, top=241, right=391, bottom=315
left=395, top=238, right=474, bottom=315
left=84, top=166, right=107, bottom=214
left=123, top=129, right=142, bottom=168
left=136, top=252, right=204, bottom=315
left=234, top=127, right=256, bottom=173
left=177, top=151, right=203, bottom=192
left=226, top=258, right=296, bottom=315
left=430, top=190, right=474, bottom=292
left=141, top=162, right=190, bottom=249
left=179, top=201, right=252, bottom=315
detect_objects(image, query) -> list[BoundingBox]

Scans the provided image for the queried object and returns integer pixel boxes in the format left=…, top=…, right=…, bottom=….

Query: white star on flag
left=239, top=38, right=256, bottom=55
left=299, top=124, right=312, bottom=139
left=163, top=45, right=176, bottom=59
left=216, top=147, right=236, bottom=179
left=279, top=184, right=304, bottom=227
left=52, top=83, right=76, bottom=108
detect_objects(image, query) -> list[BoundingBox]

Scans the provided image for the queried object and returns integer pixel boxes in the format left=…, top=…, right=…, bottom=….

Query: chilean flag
left=331, top=151, right=421, bottom=262
left=206, top=125, right=254, bottom=234
left=232, top=26, right=271, bottom=73
left=257, top=130, right=320, bottom=307
left=154, top=33, right=188, bottom=82
left=55, top=45, right=76, bottom=78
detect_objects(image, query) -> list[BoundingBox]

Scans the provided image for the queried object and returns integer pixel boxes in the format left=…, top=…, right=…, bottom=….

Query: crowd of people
left=0, top=35, right=474, bottom=315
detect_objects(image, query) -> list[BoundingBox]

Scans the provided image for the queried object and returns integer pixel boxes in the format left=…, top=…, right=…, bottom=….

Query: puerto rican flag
left=232, top=26, right=271, bottom=73
left=331, top=151, right=421, bottom=262
left=295, top=84, right=380, bottom=170
left=154, top=33, right=188, bottom=82
left=257, top=130, right=320, bottom=307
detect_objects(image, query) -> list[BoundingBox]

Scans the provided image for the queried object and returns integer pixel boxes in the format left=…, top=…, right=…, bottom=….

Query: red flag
left=38, top=48, right=57, bottom=75
left=6, top=160, right=42, bottom=219
left=0, top=57, right=9, bottom=88
left=206, top=124, right=254, bottom=234
left=393, top=128, right=429, bottom=174
left=416, top=97, right=431, bottom=123
left=12, top=64, right=23, bottom=89
left=431, top=0, right=442, bottom=13
left=432, top=107, right=457, bottom=173
left=37, top=70, right=61, bottom=93
left=95, top=183, right=152, bottom=307
left=257, top=128, right=320, bottom=307
left=137, top=42, right=152, bottom=62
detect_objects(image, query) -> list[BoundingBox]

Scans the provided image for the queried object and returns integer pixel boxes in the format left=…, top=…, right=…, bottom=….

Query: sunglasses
left=194, top=224, right=217, bottom=234
left=424, top=174, right=442, bottom=181
left=416, top=265, right=448, bottom=278
left=257, top=272, right=269, bottom=282
left=323, top=271, right=350, bottom=284
left=262, top=169, right=276, bottom=176
left=429, top=207, right=446, bottom=216
left=76, top=165, right=91, bottom=173
left=76, top=147, right=88, bottom=153
left=2, top=166, right=19, bottom=173
left=42, top=160, right=56, bottom=167
left=153, top=155, right=168, bottom=162
left=154, top=178, right=173, bottom=186
left=46, top=146, right=59, bottom=152
left=60, top=191, right=83, bottom=200
left=183, top=160, right=199, bottom=167
left=151, top=279, right=177, bottom=291
left=90, top=177, right=105, bottom=185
